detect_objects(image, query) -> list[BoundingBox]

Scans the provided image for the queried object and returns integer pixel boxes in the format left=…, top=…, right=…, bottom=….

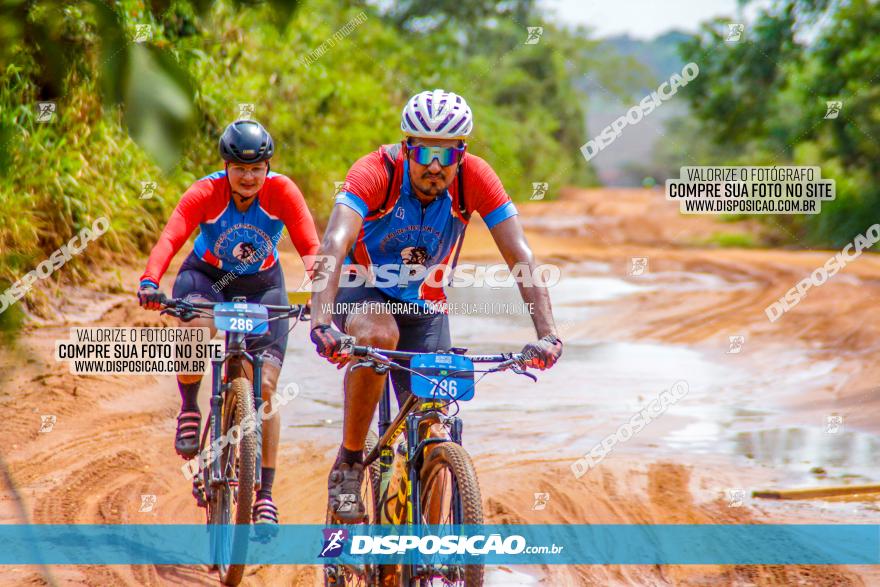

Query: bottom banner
left=0, top=524, right=876, bottom=565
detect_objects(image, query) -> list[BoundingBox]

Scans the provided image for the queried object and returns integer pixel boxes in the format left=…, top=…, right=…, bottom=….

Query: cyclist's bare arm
left=310, top=204, right=364, bottom=328
left=489, top=215, right=558, bottom=338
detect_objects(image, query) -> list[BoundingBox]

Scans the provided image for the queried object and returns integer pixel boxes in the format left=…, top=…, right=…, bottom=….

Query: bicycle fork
left=253, top=354, right=263, bottom=491
left=192, top=357, right=225, bottom=508
left=209, top=358, right=224, bottom=486
left=406, top=410, right=463, bottom=524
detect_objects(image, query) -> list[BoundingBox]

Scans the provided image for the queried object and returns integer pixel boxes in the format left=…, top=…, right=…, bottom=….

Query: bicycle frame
left=160, top=295, right=306, bottom=504
left=204, top=325, right=265, bottom=500
left=358, top=346, right=529, bottom=527
left=374, top=380, right=464, bottom=525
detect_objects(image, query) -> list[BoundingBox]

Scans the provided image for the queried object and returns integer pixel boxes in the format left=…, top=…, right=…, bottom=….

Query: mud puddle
left=448, top=268, right=866, bottom=489
left=277, top=266, right=873, bottom=505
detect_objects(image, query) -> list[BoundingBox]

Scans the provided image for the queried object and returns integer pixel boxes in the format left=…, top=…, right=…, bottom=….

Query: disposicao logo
left=350, top=534, right=527, bottom=555
left=319, top=528, right=349, bottom=558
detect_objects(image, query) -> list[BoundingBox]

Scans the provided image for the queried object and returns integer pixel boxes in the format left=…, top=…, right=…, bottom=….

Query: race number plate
left=213, top=302, right=269, bottom=334
left=410, top=353, right=476, bottom=401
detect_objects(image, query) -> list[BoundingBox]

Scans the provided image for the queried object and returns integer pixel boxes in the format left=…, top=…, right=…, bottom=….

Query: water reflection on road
left=279, top=267, right=868, bottom=487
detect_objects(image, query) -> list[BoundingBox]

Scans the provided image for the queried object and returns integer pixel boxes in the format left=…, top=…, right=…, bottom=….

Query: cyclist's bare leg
left=342, top=306, right=399, bottom=452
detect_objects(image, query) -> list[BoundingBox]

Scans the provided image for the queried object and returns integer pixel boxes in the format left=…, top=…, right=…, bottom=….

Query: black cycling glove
left=519, top=334, right=563, bottom=370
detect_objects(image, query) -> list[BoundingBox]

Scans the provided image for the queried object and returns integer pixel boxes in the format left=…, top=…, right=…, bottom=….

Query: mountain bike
left=160, top=293, right=308, bottom=586
left=323, top=344, right=536, bottom=587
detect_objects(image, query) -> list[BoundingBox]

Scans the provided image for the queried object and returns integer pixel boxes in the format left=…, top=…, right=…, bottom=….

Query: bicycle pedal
left=192, top=479, right=207, bottom=508
left=330, top=512, right=368, bottom=525
left=341, top=562, right=368, bottom=578
left=323, top=565, right=346, bottom=585
left=192, top=486, right=207, bottom=508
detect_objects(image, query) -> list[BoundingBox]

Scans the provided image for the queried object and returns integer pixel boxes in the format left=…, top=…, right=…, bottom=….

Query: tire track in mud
left=475, top=458, right=865, bottom=586
left=0, top=323, right=208, bottom=585
left=5, top=189, right=880, bottom=585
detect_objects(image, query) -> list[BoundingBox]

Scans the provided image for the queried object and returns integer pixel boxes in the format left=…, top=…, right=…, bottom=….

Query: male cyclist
left=309, top=90, right=563, bottom=522
left=137, top=120, right=320, bottom=526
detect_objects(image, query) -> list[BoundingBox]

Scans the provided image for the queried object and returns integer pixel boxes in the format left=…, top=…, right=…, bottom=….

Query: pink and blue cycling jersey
left=140, top=170, right=320, bottom=287
left=334, top=145, right=517, bottom=305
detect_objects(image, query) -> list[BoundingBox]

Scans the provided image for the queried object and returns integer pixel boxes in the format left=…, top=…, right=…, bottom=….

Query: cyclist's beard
left=415, top=173, right=449, bottom=198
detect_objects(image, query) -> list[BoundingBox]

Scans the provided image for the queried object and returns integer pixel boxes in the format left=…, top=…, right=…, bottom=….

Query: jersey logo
left=395, top=207, right=405, bottom=220
left=401, top=246, right=428, bottom=276
left=233, top=242, right=259, bottom=262
left=215, top=225, right=272, bottom=265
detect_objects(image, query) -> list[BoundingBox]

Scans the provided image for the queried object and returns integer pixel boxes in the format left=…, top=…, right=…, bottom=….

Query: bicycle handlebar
left=160, top=295, right=305, bottom=313
left=158, top=295, right=309, bottom=322
left=351, top=345, right=517, bottom=362
left=349, top=344, right=531, bottom=375
left=353, top=344, right=536, bottom=463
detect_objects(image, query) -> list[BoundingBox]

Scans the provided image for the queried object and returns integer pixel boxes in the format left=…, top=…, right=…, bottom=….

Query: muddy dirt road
left=3, top=187, right=880, bottom=586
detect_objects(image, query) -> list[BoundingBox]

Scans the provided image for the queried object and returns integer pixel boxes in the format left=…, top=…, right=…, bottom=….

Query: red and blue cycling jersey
left=335, top=145, right=517, bottom=305
left=140, top=170, right=320, bottom=287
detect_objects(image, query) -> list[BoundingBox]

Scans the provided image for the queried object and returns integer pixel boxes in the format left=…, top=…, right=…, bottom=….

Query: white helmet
left=401, top=89, right=473, bottom=139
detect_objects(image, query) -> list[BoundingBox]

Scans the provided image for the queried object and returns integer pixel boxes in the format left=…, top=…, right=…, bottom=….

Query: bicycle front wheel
left=408, top=441, right=484, bottom=587
left=209, top=376, right=257, bottom=586
left=323, top=431, right=380, bottom=587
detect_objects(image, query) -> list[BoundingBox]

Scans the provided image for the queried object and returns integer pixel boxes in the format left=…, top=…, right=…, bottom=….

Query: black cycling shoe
left=175, top=410, right=201, bottom=459
left=327, top=462, right=366, bottom=523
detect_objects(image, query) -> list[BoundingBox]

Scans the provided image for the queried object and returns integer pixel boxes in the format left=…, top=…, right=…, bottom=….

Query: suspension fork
left=253, top=353, right=263, bottom=490
left=408, top=411, right=464, bottom=527
left=449, top=416, right=464, bottom=523
left=450, top=416, right=463, bottom=445
left=406, top=411, right=420, bottom=525
left=210, top=331, right=246, bottom=487
left=209, top=345, right=226, bottom=486
left=377, top=379, right=394, bottom=512
left=378, top=378, right=392, bottom=438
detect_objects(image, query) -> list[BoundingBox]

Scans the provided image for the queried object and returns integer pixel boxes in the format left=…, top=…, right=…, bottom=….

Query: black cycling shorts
left=172, top=253, right=289, bottom=367
left=332, top=284, right=451, bottom=407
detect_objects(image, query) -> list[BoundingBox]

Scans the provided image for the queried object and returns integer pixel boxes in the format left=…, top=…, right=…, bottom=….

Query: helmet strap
left=224, top=160, right=271, bottom=206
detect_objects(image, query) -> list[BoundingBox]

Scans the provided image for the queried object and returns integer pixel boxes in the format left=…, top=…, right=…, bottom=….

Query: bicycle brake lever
left=178, top=310, right=198, bottom=323
left=163, top=306, right=199, bottom=322
left=351, top=360, right=389, bottom=374
left=511, top=365, right=538, bottom=382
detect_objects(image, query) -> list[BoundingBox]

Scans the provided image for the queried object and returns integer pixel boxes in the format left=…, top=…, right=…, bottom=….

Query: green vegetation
left=1, top=0, right=626, bottom=332
left=699, top=232, right=759, bottom=249
left=662, top=0, right=879, bottom=247
left=602, top=31, right=690, bottom=85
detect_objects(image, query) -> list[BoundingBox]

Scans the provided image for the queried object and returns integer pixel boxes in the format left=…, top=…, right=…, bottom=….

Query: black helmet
left=218, top=120, right=274, bottom=163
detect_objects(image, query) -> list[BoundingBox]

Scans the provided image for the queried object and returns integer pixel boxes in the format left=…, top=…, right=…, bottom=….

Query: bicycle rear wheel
left=405, top=441, right=484, bottom=587
left=208, top=377, right=257, bottom=586
left=323, top=431, right=380, bottom=587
